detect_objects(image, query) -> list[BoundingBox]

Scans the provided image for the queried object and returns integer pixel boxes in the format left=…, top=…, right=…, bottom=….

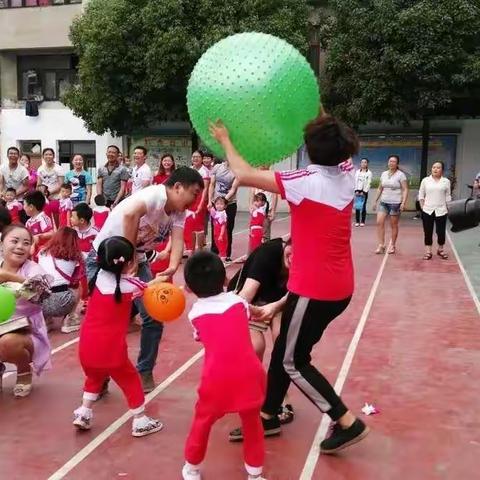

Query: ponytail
left=114, top=270, right=122, bottom=304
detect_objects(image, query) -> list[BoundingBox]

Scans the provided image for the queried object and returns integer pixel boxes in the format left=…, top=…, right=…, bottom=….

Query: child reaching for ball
left=182, top=251, right=266, bottom=480
left=73, top=236, right=163, bottom=437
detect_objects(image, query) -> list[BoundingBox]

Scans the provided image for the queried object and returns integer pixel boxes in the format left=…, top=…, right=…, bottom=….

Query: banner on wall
left=298, top=135, right=457, bottom=188
left=355, top=135, right=457, bottom=188
left=130, top=136, right=192, bottom=171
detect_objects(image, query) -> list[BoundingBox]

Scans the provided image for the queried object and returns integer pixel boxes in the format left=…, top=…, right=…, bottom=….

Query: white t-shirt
left=37, top=252, right=78, bottom=287
left=0, top=163, right=29, bottom=199
left=131, top=163, right=153, bottom=194
left=380, top=170, right=407, bottom=204
left=93, top=184, right=185, bottom=254
left=194, top=165, right=210, bottom=181
left=355, top=169, right=372, bottom=193
left=37, top=164, right=64, bottom=199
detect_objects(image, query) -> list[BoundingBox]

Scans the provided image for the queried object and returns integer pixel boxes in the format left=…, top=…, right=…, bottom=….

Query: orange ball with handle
left=143, top=282, right=186, bottom=322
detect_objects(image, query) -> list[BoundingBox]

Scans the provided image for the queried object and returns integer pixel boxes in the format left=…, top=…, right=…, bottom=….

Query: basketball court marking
left=299, top=251, right=389, bottom=479
left=447, top=232, right=480, bottom=316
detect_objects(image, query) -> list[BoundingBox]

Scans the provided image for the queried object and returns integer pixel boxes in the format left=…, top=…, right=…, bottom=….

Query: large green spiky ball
left=187, top=32, right=320, bottom=166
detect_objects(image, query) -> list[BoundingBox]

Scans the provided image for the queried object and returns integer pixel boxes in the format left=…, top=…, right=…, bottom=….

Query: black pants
left=355, top=191, right=368, bottom=224
left=211, top=202, right=237, bottom=258
left=422, top=211, right=447, bottom=246
left=262, top=293, right=351, bottom=421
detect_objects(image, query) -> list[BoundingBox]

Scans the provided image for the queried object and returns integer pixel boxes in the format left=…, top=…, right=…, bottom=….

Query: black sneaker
left=320, top=418, right=369, bottom=454
left=228, top=415, right=281, bottom=442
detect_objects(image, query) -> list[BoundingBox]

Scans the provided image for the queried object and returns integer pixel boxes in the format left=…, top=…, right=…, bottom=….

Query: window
left=59, top=141, right=96, bottom=179
left=18, top=54, right=78, bottom=101
left=0, top=0, right=81, bottom=7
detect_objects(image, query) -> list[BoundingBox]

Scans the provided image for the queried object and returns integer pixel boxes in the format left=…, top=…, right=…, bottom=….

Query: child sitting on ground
left=182, top=251, right=266, bottom=480
left=92, top=194, right=110, bottom=230
left=4, top=188, right=23, bottom=224
left=73, top=236, right=163, bottom=437
left=24, top=190, right=54, bottom=260
left=59, top=184, right=74, bottom=228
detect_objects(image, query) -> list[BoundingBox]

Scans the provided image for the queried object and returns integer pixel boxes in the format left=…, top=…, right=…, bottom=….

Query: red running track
left=0, top=219, right=479, bottom=480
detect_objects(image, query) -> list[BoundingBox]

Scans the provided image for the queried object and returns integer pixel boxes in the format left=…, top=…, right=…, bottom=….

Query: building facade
left=0, top=0, right=121, bottom=178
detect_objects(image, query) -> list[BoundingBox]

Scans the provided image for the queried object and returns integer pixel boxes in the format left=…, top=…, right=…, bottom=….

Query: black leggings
left=262, top=293, right=351, bottom=421
left=355, top=191, right=368, bottom=223
left=422, top=211, right=447, bottom=246
left=211, top=201, right=237, bottom=258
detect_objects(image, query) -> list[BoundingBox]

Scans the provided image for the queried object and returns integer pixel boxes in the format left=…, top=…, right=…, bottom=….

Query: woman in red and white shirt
left=418, top=161, right=451, bottom=260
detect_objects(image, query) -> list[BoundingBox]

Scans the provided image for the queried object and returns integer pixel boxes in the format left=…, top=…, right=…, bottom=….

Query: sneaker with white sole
left=73, top=409, right=92, bottom=430
left=131, top=417, right=163, bottom=437
left=61, top=313, right=82, bottom=333
left=182, top=463, right=202, bottom=480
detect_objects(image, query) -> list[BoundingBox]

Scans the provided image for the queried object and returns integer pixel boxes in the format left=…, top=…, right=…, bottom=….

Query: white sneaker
left=61, top=313, right=82, bottom=333
left=73, top=408, right=92, bottom=430
left=354, top=223, right=360, bottom=227
left=182, top=463, right=202, bottom=480
left=360, top=223, right=365, bottom=227
left=131, top=416, right=163, bottom=437
left=247, top=476, right=266, bottom=480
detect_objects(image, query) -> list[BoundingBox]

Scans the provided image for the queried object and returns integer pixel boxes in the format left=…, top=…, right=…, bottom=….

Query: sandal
left=14, top=372, right=33, bottom=398
left=387, top=245, right=396, bottom=255
left=375, top=245, right=386, bottom=255
left=437, top=250, right=448, bottom=260
left=278, top=404, right=294, bottom=425
left=423, top=252, right=433, bottom=260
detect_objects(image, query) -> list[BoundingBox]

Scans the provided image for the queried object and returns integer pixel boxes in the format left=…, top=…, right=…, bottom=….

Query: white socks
left=74, top=405, right=92, bottom=418
left=132, top=414, right=150, bottom=430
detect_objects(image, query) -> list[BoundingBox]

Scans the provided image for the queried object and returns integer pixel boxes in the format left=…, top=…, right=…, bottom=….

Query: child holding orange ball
left=73, top=236, right=163, bottom=437
left=182, top=251, right=266, bottom=480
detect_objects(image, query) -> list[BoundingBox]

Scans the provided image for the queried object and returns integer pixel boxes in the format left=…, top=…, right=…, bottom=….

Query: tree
left=318, top=0, right=480, bottom=178
left=64, top=0, right=309, bottom=136
left=320, top=0, right=480, bottom=126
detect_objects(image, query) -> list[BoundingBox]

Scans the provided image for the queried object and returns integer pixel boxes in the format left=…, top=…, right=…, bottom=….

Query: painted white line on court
left=47, top=349, right=205, bottom=480
left=299, top=252, right=389, bottom=480
left=447, top=232, right=480, bottom=315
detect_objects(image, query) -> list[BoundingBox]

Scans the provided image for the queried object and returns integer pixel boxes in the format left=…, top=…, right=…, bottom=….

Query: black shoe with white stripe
left=229, top=415, right=281, bottom=442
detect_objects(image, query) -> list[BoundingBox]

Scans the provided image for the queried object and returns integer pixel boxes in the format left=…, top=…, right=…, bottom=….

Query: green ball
left=187, top=32, right=320, bottom=166
left=0, top=286, right=16, bottom=323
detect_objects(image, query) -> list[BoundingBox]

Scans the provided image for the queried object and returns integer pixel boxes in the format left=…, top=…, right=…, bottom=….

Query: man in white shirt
left=131, top=146, right=153, bottom=194
left=86, top=167, right=204, bottom=393
left=0, top=146, right=29, bottom=201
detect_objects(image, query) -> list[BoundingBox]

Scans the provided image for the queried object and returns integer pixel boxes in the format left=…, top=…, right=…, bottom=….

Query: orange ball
left=143, top=283, right=186, bottom=322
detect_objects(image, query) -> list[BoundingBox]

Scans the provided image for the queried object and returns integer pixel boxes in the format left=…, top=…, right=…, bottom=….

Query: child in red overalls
left=72, top=236, right=163, bottom=437
left=248, top=192, right=267, bottom=254
left=182, top=251, right=266, bottom=480
left=209, top=196, right=228, bottom=261
left=58, top=184, right=73, bottom=228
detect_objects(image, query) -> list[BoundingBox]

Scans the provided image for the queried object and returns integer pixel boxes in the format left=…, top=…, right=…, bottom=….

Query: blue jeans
left=85, top=249, right=164, bottom=374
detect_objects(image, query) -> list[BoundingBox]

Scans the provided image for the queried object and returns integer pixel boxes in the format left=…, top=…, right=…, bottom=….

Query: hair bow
left=113, top=256, right=125, bottom=265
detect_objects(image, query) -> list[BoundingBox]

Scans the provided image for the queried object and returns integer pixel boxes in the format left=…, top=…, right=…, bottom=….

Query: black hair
left=388, top=154, right=400, bottom=164
left=1, top=224, right=33, bottom=243
left=202, top=151, right=213, bottom=159
left=0, top=205, right=12, bottom=233
left=184, top=251, right=225, bottom=298
left=94, top=194, right=107, bottom=207
left=254, top=192, right=267, bottom=203
left=5, top=187, right=16, bottom=195
left=134, top=146, right=147, bottom=156
left=304, top=115, right=359, bottom=166
left=107, top=145, right=120, bottom=154
left=164, top=166, right=204, bottom=190
left=88, top=236, right=135, bottom=303
left=213, top=195, right=228, bottom=207
left=432, top=161, right=445, bottom=171
left=192, top=150, right=204, bottom=158
left=73, top=203, right=93, bottom=223
left=42, top=148, right=55, bottom=157
left=37, top=185, right=50, bottom=198
left=61, top=183, right=72, bottom=191
left=7, top=146, right=20, bottom=155
left=24, top=190, right=46, bottom=211
left=21, top=153, right=31, bottom=161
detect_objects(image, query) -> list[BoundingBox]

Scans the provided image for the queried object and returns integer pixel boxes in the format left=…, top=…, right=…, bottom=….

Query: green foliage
left=319, top=0, right=480, bottom=125
left=64, top=0, right=309, bottom=135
